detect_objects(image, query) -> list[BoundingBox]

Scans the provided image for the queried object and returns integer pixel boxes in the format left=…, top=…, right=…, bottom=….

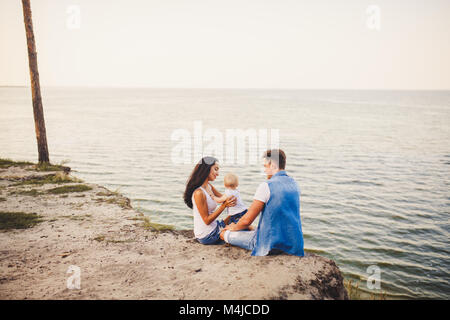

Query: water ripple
left=1, top=87, right=449, bottom=299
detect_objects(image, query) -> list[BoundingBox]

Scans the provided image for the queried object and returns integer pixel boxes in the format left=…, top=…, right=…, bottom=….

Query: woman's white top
left=192, top=186, right=218, bottom=239
left=224, top=188, right=247, bottom=216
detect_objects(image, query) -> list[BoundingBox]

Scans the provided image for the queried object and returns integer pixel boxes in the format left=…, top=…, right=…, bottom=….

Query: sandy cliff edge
left=0, top=163, right=348, bottom=300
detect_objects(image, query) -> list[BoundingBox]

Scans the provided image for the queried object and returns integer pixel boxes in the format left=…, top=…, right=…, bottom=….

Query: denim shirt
left=252, top=170, right=305, bottom=257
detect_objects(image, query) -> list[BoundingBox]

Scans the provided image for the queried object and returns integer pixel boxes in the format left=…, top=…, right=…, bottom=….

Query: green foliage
left=0, top=158, right=71, bottom=172
left=141, top=216, right=175, bottom=232
left=0, top=211, right=43, bottom=230
left=0, top=158, right=34, bottom=169
left=9, top=189, right=41, bottom=196
left=12, top=172, right=82, bottom=186
left=47, top=184, right=92, bottom=194
left=34, top=162, right=67, bottom=172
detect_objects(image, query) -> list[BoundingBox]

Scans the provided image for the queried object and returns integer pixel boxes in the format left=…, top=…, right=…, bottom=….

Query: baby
left=210, top=173, right=248, bottom=225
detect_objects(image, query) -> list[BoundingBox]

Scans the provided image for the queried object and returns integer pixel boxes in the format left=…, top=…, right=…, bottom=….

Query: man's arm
left=225, top=199, right=264, bottom=231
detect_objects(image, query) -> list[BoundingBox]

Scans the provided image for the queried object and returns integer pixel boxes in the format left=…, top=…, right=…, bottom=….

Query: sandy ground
left=0, top=164, right=347, bottom=300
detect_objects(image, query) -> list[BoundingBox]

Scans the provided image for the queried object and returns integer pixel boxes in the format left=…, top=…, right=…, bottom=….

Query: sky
left=1, top=0, right=449, bottom=89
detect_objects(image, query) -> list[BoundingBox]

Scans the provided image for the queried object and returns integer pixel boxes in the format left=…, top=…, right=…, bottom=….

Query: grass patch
left=0, top=211, right=43, bottom=230
left=0, top=158, right=70, bottom=172
left=106, top=239, right=135, bottom=244
left=12, top=172, right=82, bottom=186
left=128, top=212, right=174, bottom=232
left=9, top=188, right=41, bottom=196
left=0, top=158, right=34, bottom=169
left=95, top=195, right=132, bottom=209
left=0, top=197, right=6, bottom=202
left=141, top=216, right=174, bottom=232
left=96, top=191, right=114, bottom=197
left=96, top=188, right=121, bottom=197
left=60, top=214, right=92, bottom=221
left=91, top=234, right=134, bottom=244
left=32, top=159, right=71, bottom=172
left=47, top=184, right=92, bottom=194
left=106, top=197, right=131, bottom=209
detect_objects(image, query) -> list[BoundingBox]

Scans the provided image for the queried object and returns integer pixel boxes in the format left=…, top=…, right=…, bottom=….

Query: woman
left=183, top=156, right=236, bottom=245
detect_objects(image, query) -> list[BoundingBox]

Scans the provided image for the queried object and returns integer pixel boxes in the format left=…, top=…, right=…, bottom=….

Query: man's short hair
left=263, top=149, right=286, bottom=170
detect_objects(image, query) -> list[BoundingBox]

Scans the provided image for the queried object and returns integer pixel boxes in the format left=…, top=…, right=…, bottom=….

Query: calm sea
left=1, top=87, right=449, bottom=299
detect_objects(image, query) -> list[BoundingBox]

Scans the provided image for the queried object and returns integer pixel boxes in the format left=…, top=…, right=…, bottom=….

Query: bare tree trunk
left=22, top=0, right=49, bottom=163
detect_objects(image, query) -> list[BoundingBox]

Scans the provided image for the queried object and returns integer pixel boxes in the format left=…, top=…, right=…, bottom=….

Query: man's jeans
left=224, top=230, right=257, bottom=251
left=227, top=209, right=247, bottom=224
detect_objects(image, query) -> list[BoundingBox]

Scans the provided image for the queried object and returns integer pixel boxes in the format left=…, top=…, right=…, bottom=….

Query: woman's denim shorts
left=196, top=221, right=224, bottom=245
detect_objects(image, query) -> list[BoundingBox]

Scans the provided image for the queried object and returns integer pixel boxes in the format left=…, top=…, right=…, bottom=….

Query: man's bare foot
left=219, top=229, right=226, bottom=241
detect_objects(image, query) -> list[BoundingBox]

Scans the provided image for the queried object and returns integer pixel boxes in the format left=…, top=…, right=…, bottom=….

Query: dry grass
left=344, top=279, right=387, bottom=300
left=344, top=279, right=361, bottom=300
left=91, top=234, right=134, bottom=244
left=94, top=188, right=132, bottom=209
left=93, top=235, right=106, bottom=242
left=59, top=214, right=92, bottom=221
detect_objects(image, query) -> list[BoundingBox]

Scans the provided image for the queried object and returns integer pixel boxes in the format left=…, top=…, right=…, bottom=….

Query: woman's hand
left=223, top=196, right=236, bottom=208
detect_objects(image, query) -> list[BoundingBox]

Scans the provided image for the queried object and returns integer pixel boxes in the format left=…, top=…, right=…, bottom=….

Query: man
left=220, top=149, right=304, bottom=256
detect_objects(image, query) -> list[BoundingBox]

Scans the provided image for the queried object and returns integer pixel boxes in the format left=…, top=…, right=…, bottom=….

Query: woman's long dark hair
left=183, top=156, right=218, bottom=209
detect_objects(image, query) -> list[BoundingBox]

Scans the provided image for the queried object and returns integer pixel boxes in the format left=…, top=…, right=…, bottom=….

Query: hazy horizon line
left=1, top=85, right=449, bottom=92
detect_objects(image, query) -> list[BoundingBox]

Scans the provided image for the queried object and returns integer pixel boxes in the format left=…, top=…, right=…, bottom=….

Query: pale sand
left=0, top=164, right=347, bottom=300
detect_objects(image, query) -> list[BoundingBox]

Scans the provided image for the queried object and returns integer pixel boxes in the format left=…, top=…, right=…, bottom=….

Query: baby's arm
left=211, top=193, right=228, bottom=204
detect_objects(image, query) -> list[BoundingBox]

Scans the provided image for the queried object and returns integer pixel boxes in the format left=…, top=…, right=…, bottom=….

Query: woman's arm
left=193, top=190, right=235, bottom=225
left=225, top=200, right=265, bottom=231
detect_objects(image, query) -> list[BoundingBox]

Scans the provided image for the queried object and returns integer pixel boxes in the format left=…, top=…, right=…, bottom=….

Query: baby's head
left=224, top=173, right=239, bottom=189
